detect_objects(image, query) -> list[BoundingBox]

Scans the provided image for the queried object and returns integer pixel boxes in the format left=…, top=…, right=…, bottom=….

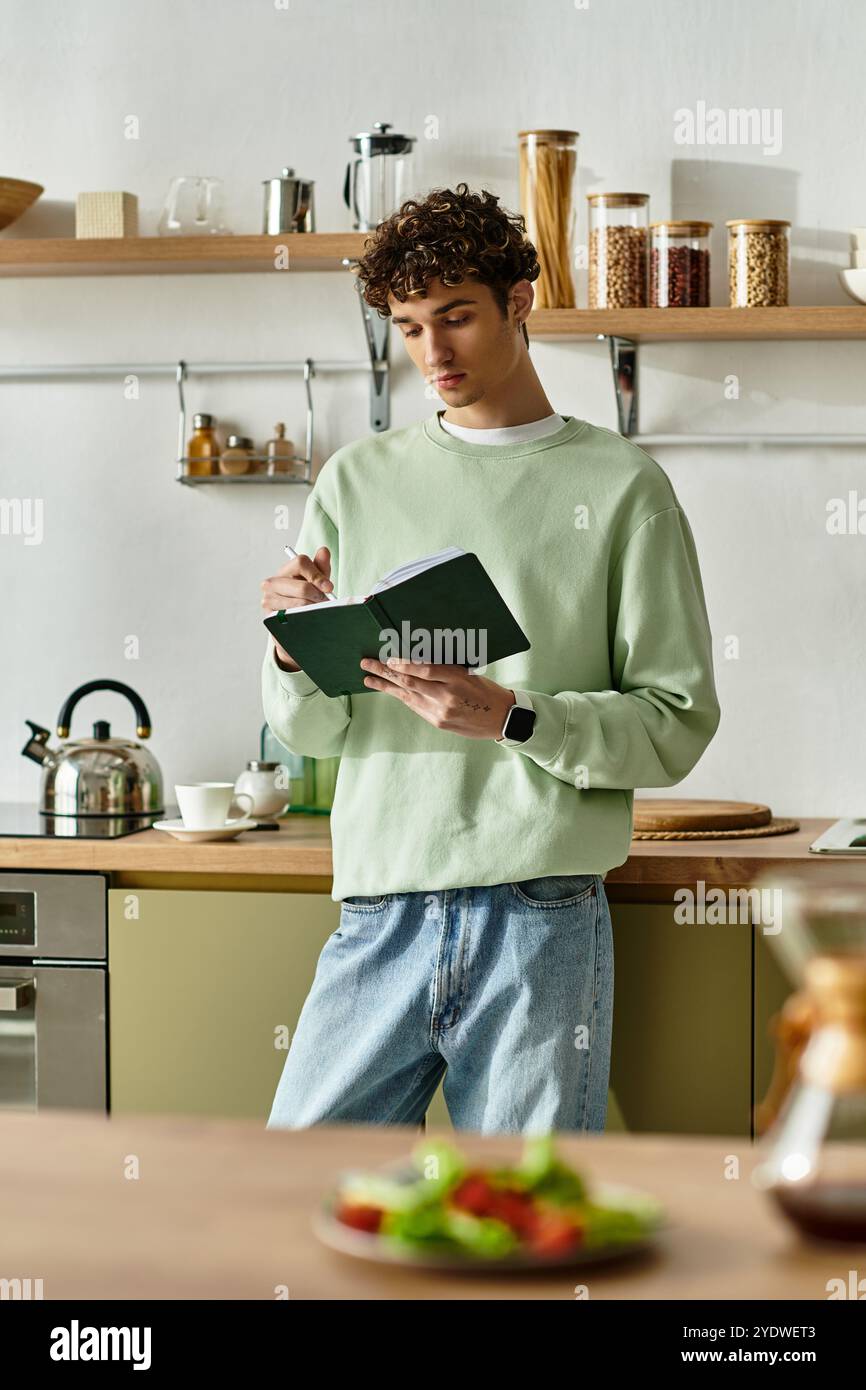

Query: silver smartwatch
left=496, top=689, right=536, bottom=746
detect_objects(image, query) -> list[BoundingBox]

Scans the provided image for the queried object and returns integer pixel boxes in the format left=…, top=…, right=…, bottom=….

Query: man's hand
left=359, top=657, right=515, bottom=740
left=261, top=546, right=333, bottom=672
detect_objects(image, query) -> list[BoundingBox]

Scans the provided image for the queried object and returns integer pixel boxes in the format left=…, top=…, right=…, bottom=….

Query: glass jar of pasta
left=727, top=219, right=790, bottom=306
left=588, top=193, right=650, bottom=308
left=518, top=129, right=579, bottom=309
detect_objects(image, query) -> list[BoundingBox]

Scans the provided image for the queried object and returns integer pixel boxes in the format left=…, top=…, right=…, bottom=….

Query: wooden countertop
left=0, top=815, right=860, bottom=891
left=0, top=814, right=335, bottom=878
left=0, top=1108, right=857, bottom=1300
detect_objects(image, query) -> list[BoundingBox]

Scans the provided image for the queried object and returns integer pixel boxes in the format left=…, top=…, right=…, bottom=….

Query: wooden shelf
left=3, top=241, right=862, bottom=347
left=0, top=232, right=369, bottom=277
left=528, top=306, right=866, bottom=341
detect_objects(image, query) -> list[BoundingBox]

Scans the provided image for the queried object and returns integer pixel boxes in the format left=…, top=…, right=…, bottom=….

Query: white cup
left=175, top=782, right=254, bottom=829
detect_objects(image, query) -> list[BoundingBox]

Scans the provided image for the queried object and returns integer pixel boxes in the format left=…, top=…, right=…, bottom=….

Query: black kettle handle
left=56, top=680, right=153, bottom=739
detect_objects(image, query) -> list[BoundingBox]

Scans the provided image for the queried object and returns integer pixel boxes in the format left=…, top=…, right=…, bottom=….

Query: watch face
left=504, top=705, right=536, bottom=742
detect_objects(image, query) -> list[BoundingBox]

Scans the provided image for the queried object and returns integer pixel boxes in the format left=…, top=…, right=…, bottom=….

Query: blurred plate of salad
left=314, top=1134, right=665, bottom=1270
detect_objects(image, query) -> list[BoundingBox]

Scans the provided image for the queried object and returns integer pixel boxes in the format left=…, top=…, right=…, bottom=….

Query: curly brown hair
left=353, top=183, right=539, bottom=345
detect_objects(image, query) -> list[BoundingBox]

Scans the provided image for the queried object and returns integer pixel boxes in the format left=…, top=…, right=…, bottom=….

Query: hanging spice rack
left=0, top=268, right=393, bottom=472
left=175, top=358, right=317, bottom=485
left=0, top=350, right=389, bottom=483
left=175, top=277, right=391, bottom=478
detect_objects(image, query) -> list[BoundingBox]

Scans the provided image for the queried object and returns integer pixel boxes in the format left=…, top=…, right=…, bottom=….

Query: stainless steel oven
left=0, top=872, right=107, bottom=1112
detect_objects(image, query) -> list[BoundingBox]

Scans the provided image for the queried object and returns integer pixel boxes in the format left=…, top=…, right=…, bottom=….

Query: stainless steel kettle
left=22, top=680, right=163, bottom=818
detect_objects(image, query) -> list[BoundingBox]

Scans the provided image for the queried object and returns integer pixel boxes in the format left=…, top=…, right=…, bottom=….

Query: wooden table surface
left=0, top=814, right=860, bottom=892
left=0, top=1110, right=858, bottom=1300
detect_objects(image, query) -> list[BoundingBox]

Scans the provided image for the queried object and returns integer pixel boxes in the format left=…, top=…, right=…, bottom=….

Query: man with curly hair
left=261, top=183, right=720, bottom=1135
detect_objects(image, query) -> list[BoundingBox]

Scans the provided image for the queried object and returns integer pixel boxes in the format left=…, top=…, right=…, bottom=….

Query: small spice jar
left=650, top=221, right=712, bottom=307
left=219, top=434, right=254, bottom=476
left=186, top=412, right=219, bottom=476
left=727, top=219, right=790, bottom=307
left=518, top=129, right=579, bottom=309
left=265, top=422, right=297, bottom=476
left=588, top=193, right=649, bottom=308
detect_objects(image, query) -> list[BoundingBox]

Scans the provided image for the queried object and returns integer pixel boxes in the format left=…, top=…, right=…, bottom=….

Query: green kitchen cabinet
left=108, top=886, right=793, bottom=1137
left=606, top=901, right=754, bottom=1136
left=108, top=889, right=340, bottom=1120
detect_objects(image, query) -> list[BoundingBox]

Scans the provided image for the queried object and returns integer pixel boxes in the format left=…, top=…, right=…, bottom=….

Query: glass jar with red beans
left=649, top=220, right=713, bottom=307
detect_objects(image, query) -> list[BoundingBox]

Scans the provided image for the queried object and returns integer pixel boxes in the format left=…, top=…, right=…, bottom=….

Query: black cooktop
left=0, top=802, right=172, bottom=840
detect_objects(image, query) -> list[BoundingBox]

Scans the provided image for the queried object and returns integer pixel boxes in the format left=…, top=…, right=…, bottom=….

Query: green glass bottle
left=260, top=725, right=339, bottom=814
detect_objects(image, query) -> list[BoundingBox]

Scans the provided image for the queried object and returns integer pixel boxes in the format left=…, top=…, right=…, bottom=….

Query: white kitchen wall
left=1, top=0, right=863, bottom=817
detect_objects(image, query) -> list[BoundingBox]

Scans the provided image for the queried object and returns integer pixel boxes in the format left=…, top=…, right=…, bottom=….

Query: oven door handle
left=0, top=978, right=34, bottom=1010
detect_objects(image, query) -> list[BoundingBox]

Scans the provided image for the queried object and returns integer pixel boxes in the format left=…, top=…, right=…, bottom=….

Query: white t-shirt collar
left=437, top=411, right=565, bottom=446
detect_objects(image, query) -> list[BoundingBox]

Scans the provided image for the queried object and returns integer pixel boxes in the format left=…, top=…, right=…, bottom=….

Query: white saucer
left=152, top=818, right=256, bottom=843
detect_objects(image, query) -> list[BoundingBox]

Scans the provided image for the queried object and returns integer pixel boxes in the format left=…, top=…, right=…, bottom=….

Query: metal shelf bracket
left=605, top=335, right=639, bottom=437
left=347, top=263, right=390, bottom=432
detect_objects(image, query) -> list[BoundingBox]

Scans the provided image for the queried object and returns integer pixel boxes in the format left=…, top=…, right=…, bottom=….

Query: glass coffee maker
left=752, top=867, right=866, bottom=1242
left=343, top=122, right=416, bottom=231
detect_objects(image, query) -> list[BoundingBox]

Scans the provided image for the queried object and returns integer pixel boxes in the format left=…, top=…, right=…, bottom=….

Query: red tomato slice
left=487, top=1190, right=537, bottom=1237
left=529, top=1210, right=584, bottom=1257
left=450, top=1174, right=498, bottom=1217
left=336, top=1201, right=385, bottom=1234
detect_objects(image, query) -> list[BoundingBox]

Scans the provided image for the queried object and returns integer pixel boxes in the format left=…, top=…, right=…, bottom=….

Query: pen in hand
left=283, top=544, right=338, bottom=602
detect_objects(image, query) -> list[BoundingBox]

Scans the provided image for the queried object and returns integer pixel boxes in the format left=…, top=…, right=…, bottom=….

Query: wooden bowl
left=840, top=269, right=866, bottom=305
left=0, top=178, right=44, bottom=230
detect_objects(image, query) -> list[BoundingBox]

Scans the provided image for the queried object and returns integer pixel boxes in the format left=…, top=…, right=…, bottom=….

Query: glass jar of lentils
left=588, top=193, right=649, bottom=308
left=727, top=219, right=790, bottom=306
left=649, top=221, right=712, bottom=307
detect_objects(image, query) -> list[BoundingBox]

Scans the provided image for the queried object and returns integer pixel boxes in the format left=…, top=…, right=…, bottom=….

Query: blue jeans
left=266, top=874, right=614, bottom=1135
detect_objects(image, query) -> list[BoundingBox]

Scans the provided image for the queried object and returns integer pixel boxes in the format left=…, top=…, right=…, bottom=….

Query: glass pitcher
left=343, top=122, right=416, bottom=231
left=158, top=176, right=232, bottom=236
left=752, top=952, right=866, bottom=1242
left=751, top=866, right=866, bottom=1243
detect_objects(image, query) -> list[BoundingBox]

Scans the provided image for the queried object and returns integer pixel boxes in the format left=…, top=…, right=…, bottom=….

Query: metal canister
left=262, top=168, right=316, bottom=234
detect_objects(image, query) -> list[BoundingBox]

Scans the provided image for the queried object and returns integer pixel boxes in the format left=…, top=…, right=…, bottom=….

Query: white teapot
left=233, top=761, right=289, bottom=818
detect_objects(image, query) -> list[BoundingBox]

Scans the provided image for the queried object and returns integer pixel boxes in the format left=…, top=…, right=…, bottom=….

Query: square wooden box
left=76, top=192, right=139, bottom=239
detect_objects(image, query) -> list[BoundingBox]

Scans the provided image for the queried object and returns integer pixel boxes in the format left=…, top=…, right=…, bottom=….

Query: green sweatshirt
left=262, top=412, right=720, bottom=901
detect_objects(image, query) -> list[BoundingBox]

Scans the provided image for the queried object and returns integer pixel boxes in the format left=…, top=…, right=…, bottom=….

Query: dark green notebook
left=263, top=546, right=530, bottom=696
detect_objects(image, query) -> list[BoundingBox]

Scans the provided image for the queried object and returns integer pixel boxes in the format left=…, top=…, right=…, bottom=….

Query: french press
left=343, top=121, right=416, bottom=231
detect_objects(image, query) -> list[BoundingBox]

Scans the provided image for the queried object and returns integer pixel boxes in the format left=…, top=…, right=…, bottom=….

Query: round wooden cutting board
left=633, top=799, right=773, bottom=832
